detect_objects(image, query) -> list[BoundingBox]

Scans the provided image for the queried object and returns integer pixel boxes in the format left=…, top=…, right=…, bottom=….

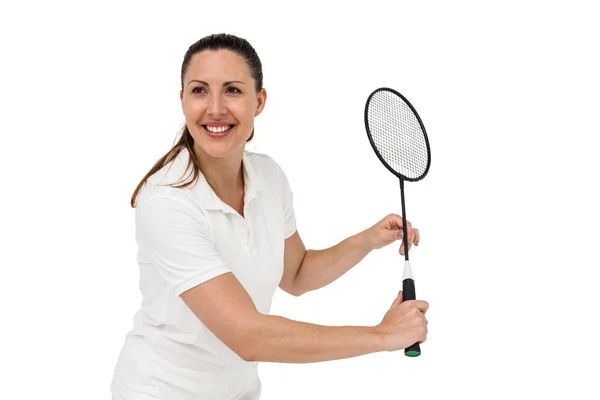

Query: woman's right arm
left=180, top=272, right=429, bottom=363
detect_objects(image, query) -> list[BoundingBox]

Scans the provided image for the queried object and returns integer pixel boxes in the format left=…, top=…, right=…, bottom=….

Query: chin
left=204, top=147, right=235, bottom=159
left=190, top=127, right=249, bottom=159
left=195, top=138, right=244, bottom=160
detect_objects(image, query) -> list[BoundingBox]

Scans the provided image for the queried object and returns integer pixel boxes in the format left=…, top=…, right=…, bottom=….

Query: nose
left=207, top=94, right=227, bottom=116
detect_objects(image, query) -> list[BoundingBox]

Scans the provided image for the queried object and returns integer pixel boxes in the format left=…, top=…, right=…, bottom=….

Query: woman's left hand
left=361, top=213, right=420, bottom=255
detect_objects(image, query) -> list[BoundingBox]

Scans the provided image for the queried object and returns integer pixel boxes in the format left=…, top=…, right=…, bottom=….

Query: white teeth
left=205, top=125, right=232, bottom=133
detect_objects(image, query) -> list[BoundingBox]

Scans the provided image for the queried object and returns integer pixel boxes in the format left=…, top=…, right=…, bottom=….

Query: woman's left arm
left=279, top=214, right=420, bottom=296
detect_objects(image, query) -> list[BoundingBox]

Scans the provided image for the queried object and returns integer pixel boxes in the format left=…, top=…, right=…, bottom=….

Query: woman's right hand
left=374, top=292, right=429, bottom=352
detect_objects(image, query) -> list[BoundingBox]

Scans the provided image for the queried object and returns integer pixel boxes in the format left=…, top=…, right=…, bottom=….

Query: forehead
left=184, top=50, right=250, bottom=85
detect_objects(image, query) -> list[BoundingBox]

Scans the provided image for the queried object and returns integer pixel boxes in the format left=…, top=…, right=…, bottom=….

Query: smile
left=203, top=125, right=235, bottom=133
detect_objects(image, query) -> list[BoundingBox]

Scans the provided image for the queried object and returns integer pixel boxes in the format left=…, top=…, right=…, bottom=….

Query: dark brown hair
left=130, top=33, right=263, bottom=207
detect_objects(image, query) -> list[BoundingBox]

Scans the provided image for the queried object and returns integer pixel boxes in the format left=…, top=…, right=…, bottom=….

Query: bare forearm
left=292, top=231, right=370, bottom=294
left=243, top=314, right=383, bottom=363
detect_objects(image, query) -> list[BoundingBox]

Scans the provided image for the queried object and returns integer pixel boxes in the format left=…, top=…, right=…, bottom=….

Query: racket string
left=367, top=91, right=428, bottom=179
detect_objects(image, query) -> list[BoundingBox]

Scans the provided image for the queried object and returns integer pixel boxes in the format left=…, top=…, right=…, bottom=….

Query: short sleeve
left=135, top=193, right=231, bottom=296
left=280, top=167, right=297, bottom=239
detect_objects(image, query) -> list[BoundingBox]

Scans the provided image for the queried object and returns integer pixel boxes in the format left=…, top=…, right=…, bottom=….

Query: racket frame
left=364, top=87, right=432, bottom=183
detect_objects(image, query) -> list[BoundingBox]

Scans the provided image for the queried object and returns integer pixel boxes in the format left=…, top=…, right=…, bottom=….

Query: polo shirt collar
left=177, top=148, right=262, bottom=213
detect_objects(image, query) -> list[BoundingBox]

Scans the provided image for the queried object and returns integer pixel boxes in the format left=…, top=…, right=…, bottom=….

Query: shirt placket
left=232, top=214, right=252, bottom=251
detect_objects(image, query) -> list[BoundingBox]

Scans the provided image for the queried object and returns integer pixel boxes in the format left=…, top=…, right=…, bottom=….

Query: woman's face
left=180, top=49, right=266, bottom=160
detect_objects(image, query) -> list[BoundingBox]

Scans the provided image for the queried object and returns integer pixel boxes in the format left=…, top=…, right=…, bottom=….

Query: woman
left=111, top=33, right=429, bottom=400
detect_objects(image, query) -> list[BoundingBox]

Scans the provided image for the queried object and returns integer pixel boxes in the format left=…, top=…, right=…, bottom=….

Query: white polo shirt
left=111, top=147, right=297, bottom=400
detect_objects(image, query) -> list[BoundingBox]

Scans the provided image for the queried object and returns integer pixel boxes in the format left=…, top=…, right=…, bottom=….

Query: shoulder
left=137, top=148, right=200, bottom=205
left=244, top=150, right=288, bottom=182
left=136, top=153, right=208, bottom=224
left=146, top=148, right=195, bottom=188
left=136, top=184, right=208, bottom=226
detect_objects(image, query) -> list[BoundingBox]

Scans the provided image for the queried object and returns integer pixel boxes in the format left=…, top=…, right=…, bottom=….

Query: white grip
left=402, top=260, right=414, bottom=280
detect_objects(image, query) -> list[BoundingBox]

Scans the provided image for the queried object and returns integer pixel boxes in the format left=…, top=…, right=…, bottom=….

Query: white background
left=1, top=0, right=599, bottom=399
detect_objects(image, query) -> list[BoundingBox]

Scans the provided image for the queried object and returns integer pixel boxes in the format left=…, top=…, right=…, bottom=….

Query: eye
left=192, top=86, right=207, bottom=94
left=226, top=87, right=241, bottom=94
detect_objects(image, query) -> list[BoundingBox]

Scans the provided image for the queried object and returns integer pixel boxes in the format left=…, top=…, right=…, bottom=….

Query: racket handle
left=402, top=278, right=421, bottom=357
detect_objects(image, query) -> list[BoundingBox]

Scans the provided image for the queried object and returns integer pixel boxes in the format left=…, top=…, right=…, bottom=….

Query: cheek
left=182, top=98, right=204, bottom=118
left=229, top=100, right=256, bottom=119
left=181, top=102, right=192, bottom=120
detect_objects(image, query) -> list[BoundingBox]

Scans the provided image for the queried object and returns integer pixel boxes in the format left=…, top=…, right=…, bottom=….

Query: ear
left=255, top=88, right=267, bottom=117
left=180, top=90, right=183, bottom=102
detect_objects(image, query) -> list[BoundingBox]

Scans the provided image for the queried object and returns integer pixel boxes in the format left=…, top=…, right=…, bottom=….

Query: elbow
left=280, top=281, right=306, bottom=297
left=237, top=346, right=256, bottom=362
left=289, top=276, right=309, bottom=297
left=233, top=321, right=265, bottom=362
left=291, top=280, right=314, bottom=296
left=289, top=287, right=305, bottom=297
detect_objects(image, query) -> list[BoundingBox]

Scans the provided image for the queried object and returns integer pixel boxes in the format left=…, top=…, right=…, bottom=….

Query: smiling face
left=180, top=49, right=266, bottom=159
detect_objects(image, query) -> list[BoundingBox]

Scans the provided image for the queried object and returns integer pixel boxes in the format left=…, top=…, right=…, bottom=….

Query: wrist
left=370, top=324, right=389, bottom=352
left=354, top=229, right=375, bottom=253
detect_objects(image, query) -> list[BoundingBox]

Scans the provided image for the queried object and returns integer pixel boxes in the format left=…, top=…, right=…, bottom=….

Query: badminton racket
left=364, top=87, right=431, bottom=357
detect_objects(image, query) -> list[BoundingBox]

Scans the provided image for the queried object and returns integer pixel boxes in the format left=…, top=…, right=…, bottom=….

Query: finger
left=415, top=300, right=429, bottom=314
left=389, top=213, right=405, bottom=230
left=399, top=237, right=412, bottom=255
left=401, top=219, right=412, bottom=232
left=413, top=228, right=420, bottom=246
left=408, top=231, right=415, bottom=245
left=391, top=291, right=403, bottom=307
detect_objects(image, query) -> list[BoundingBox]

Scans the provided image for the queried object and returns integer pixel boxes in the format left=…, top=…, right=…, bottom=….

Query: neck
left=193, top=145, right=245, bottom=200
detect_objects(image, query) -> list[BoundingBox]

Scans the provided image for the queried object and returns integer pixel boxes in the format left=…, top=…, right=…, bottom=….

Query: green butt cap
left=405, top=350, right=421, bottom=357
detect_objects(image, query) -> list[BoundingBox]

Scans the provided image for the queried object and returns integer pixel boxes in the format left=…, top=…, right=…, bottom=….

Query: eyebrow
left=187, top=80, right=245, bottom=86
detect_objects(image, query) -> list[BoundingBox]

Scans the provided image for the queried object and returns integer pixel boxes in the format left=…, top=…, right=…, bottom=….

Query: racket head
left=364, top=87, right=431, bottom=182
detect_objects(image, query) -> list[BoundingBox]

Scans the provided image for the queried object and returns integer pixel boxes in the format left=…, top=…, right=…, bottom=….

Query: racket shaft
left=399, top=178, right=409, bottom=261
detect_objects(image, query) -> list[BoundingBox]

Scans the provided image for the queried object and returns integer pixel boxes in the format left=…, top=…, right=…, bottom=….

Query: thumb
left=391, top=291, right=403, bottom=307
left=392, top=230, right=403, bottom=241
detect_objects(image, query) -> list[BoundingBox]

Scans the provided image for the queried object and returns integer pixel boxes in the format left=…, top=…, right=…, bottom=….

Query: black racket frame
left=364, top=87, right=432, bottom=182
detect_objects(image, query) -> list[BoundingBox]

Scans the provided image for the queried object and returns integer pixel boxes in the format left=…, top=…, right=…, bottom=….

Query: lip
left=202, top=121, right=235, bottom=127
